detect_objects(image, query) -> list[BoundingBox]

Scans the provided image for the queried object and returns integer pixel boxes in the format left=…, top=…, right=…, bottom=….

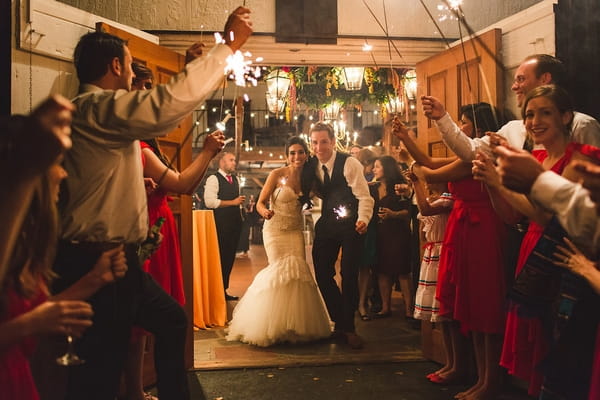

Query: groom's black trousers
left=312, top=219, right=365, bottom=333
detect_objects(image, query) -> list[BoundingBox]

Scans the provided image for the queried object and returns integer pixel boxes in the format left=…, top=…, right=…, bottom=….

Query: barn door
left=415, top=28, right=504, bottom=363
left=96, top=22, right=194, bottom=385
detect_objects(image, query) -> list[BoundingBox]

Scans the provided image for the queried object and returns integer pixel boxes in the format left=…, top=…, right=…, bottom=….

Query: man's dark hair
left=524, top=54, right=567, bottom=87
left=73, top=31, right=127, bottom=84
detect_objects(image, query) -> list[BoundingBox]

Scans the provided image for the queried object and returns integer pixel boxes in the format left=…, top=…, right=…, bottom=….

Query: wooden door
left=96, top=22, right=194, bottom=385
left=415, top=28, right=503, bottom=363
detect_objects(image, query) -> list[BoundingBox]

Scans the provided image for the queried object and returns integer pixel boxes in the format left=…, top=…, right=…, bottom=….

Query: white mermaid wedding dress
left=226, top=185, right=332, bottom=347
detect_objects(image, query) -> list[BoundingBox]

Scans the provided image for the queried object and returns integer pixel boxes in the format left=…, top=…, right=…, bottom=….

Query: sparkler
left=333, top=205, right=348, bottom=220
left=216, top=113, right=232, bottom=131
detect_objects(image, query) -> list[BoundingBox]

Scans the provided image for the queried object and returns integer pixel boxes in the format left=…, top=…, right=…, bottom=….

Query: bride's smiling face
left=287, top=144, right=307, bottom=168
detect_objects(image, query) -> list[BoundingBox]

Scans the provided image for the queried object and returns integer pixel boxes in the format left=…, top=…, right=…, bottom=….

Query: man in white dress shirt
left=52, top=8, right=252, bottom=400
left=422, top=54, right=600, bottom=158
left=305, top=122, right=374, bottom=349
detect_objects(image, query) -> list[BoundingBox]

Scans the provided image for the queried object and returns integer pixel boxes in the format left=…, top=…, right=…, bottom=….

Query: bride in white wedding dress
left=226, top=137, right=332, bottom=347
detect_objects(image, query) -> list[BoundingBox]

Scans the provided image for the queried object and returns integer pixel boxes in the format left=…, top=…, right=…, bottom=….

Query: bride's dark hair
left=285, top=136, right=309, bottom=156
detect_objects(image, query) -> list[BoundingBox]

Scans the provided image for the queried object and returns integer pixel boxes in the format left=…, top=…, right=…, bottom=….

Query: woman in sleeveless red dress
left=393, top=103, right=507, bottom=400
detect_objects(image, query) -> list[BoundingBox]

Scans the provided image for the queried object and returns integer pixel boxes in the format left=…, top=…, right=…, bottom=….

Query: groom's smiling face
left=310, top=129, right=335, bottom=163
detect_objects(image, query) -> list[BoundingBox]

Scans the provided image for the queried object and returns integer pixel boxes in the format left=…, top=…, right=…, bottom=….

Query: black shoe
left=225, top=293, right=239, bottom=301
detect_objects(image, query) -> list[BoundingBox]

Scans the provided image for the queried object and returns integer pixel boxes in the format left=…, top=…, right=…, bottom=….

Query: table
left=192, top=210, right=227, bottom=329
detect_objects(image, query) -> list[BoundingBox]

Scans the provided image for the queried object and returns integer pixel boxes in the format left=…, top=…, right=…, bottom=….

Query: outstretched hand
left=224, top=6, right=253, bottom=52
left=391, top=115, right=410, bottom=141
left=421, top=95, right=446, bottom=121
left=493, top=145, right=545, bottom=194
left=203, top=130, right=226, bottom=156
left=185, top=42, right=205, bottom=64
left=472, top=151, right=501, bottom=188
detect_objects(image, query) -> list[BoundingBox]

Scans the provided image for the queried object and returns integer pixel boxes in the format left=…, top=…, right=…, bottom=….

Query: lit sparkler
left=216, top=113, right=232, bottom=131
left=333, top=205, right=348, bottom=220
left=215, top=32, right=261, bottom=87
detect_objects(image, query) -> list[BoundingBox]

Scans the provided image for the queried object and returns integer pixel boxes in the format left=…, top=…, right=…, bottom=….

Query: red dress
left=140, top=142, right=185, bottom=305
left=499, top=144, right=577, bottom=397
left=436, top=177, right=507, bottom=334
left=0, top=287, right=46, bottom=400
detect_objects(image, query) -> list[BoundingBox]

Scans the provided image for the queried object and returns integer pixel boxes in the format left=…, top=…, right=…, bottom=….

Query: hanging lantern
left=403, top=69, right=417, bottom=100
left=385, top=94, right=404, bottom=115
left=323, top=101, right=342, bottom=121
left=342, top=67, right=365, bottom=91
left=265, top=69, right=291, bottom=113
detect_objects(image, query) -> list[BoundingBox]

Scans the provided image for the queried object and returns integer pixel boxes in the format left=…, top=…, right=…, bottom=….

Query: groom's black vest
left=315, top=152, right=359, bottom=225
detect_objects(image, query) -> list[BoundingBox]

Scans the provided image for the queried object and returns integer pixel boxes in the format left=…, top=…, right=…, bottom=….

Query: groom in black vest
left=204, top=152, right=245, bottom=300
left=305, top=122, right=374, bottom=349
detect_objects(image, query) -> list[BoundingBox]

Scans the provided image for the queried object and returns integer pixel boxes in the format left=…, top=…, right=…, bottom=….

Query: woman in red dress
left=473, top=84, right=600, bottom=397
left=393, top=103, right=507, bottom=400
left=1, top=158, right=126, bottom=400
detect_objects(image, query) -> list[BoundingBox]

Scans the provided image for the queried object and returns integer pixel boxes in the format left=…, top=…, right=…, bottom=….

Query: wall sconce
left=323, top=101, right=342, bottom=121
left=343, top=67, right=365, bottom=91
left=265, top=69, right=291, bottom=113
left=404, top=69, right=417, bottom=100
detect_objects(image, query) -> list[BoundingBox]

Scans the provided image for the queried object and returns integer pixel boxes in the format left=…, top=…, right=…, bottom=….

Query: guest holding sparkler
left=226, top=137, right=331, bottom=346
left=51, top=7, right=252, bottom=400
left=303, top=122, right=374, bottom=350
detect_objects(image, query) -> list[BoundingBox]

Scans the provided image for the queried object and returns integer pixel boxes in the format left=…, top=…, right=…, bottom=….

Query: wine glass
left=56, top=330, right=85, bottom=366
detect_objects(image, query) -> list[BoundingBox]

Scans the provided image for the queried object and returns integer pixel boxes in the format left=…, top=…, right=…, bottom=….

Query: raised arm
left=416, top=158, right=472, bottom=184
left=405, top=171, right=451, bottom=217
left=421, top=96, right=492, bottom=161
left=143, top=131, right=224, bottom=194
left=392, top=116, right=456, bottom=169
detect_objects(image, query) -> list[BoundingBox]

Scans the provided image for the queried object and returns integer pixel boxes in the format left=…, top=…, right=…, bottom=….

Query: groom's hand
left=355, top=221, right=367, bottom=234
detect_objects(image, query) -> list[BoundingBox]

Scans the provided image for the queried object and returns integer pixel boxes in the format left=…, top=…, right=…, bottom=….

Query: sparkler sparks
left=215, top=32, right=261, bottom=87
left=333, top=205, right=348, bottom=220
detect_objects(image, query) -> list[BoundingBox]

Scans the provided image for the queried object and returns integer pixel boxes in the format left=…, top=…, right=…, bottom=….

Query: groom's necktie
left=226, top=174, right=233, bottom=184
left=322, top=165, right=331, bottom=186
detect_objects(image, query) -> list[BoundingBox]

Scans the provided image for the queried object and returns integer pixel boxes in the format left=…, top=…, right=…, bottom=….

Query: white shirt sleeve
left=343, top=156, right=374, bottom=224
left=434, top=112, right=489, bottom=161
left=203, top=174, right=221, bottom=209
left=530, top=171, right=600, bottom=257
